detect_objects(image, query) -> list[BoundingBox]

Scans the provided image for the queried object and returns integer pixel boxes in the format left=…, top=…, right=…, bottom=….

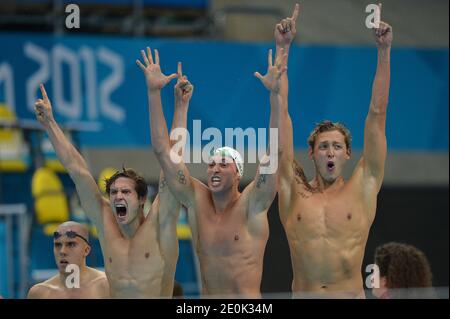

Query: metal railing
left=0, top=204, right=30, bottom=299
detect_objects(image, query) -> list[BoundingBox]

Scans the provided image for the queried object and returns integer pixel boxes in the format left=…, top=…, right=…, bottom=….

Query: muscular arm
left=363, top=17, right=392, bottom=192
left=157, top=63, right=193, bottom=221
left=274, top=4, right=304, bottom=220
left=34, top=85, right=105, bottom=232
left=157, top=64, right=194, bottom=244
left=277, top=5, right=299, bottom=178
left=137, top=48, right=196, bottom=209
left=248, top=49, right=287, bottom=229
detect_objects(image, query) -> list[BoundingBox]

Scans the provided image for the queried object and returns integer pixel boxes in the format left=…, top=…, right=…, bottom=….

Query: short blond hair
left=308, top=120, right=352, bottom=151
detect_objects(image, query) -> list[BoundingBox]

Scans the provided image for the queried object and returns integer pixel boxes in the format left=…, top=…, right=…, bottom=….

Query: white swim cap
left=210, top=147, right=244, bottom=177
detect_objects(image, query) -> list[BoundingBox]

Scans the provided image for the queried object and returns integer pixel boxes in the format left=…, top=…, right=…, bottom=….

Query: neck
left=59, top=263, right=88, bottom=287
left=119, top=211, right=145, bottom=239
left=312, top=174, right=345, bottom=192
left=212, top=187, right=240, bottom=214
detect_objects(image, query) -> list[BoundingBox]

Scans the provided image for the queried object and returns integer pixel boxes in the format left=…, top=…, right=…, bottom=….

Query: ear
left=308, top=147, right=313, bottom=159
left=346, top=147, right=351, bottom=159
left=139, top=196, right=146, bottom=208
left=84, top=245, right=91, bottom=257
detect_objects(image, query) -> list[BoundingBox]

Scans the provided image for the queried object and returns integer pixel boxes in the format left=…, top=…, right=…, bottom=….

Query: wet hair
left=375, top=242, right=433, bottom=298
left=308, top=120, right=352, bottom=151
left=105, top=166, right=148, bottom=199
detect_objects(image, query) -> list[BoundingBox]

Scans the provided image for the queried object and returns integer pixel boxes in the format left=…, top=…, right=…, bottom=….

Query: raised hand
left=254, top=48, right=288, bottom=93
left=174, top=62, right=194, bottom=105
left=373, top=4, right=393, bottom=49
left=136, top=47, right=177, bottom=91
left=34, top=84, right=54, bottom=125
left=275, top=3, right=300, bottom=48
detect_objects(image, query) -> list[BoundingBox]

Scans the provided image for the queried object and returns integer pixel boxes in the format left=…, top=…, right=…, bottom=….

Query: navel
left=347, top=213, right=352, bottom=220
left=109, top=257, right=112, bottom=263
left=297, top=214, right=302, bottom=222
left=145, top=252, right=150, bottom=259
left=234, top=234, right=240, bottom=241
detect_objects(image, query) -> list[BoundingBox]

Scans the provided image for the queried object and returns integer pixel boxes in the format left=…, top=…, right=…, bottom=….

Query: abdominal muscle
left=289, top=234, right=367, bottom=298
left=199, top=250, right=263, bottom=298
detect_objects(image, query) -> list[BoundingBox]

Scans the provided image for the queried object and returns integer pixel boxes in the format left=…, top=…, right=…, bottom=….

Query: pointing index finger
left=268, top=49, right=273, bottom=67
left=40, top=84, right=48, bottom=101
left=178, top=62, right=183, bottom=78
left=291, top=3, right=300, bottom=21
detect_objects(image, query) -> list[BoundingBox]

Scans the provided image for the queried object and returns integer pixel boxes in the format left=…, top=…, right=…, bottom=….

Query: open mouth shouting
left=327, top=161, right=335, bottom=172
left=59, top=259, right=69, bottom=267
left=115, top=203, right=128, bottom=220
left=211, top=175, right=221, bottom=187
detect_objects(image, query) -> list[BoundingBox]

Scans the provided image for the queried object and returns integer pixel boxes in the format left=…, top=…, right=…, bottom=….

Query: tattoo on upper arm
left=256, top=174, right=267, bottom=188
left=296, top=190, right=312, bottom=199
left=292, top=160, right=314, bottom=192
left=176, top=170, right=187, bottom=185
left=159, top=177, right=167, bottom=192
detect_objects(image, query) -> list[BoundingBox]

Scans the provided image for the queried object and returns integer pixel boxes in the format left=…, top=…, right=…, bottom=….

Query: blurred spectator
left=373, top=242, right=435, bottom=299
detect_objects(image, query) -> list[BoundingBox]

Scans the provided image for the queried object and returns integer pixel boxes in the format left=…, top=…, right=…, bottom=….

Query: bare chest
left=46, top=284, right=102, bottom=299
left=286, top=188, right=368, bottom=240
left=103, top=231, right=163, bottom=281
left=195, top=204, right=250, bottom=257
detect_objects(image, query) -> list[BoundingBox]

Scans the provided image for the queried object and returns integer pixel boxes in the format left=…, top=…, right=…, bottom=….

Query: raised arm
left=274, top=4, right=300, bottom=184
left=155, top=66, right=194, bottom=297
left=248, top=48, right=287, bottom=219
left=136, top=48, right=196, bottom=208
left=157, top=62, right=194, bottom=220
left=34, top=84, right=105, bottom=231
left=363, top=4, right=392, bottom=192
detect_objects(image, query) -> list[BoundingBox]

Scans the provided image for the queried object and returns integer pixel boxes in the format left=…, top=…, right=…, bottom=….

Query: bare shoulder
left=88, top=268, right=109, bottom=288
left=89, top=267, right=107, bottom=279
left=280, top=160, right=314, bottom=196
left=27, top=279, right=57, bottom=299
left=348, top=157, right=379, bottom=196
left=191, top=177, right=210, bottom=198
left=27, top=284, right=46, bottom=299
left=98, top=196, right=123, bottom=238
left=346, top=158, right=380, bottom=221
left=191, top=177, right=208, bottom=190
left=86, top=268, right=110, bottom=298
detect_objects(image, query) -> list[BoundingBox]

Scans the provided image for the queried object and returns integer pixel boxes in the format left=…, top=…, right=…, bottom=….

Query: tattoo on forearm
left=177, top=170, right=187, bottom=185
left=256, top=174, right=267, bottom=188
